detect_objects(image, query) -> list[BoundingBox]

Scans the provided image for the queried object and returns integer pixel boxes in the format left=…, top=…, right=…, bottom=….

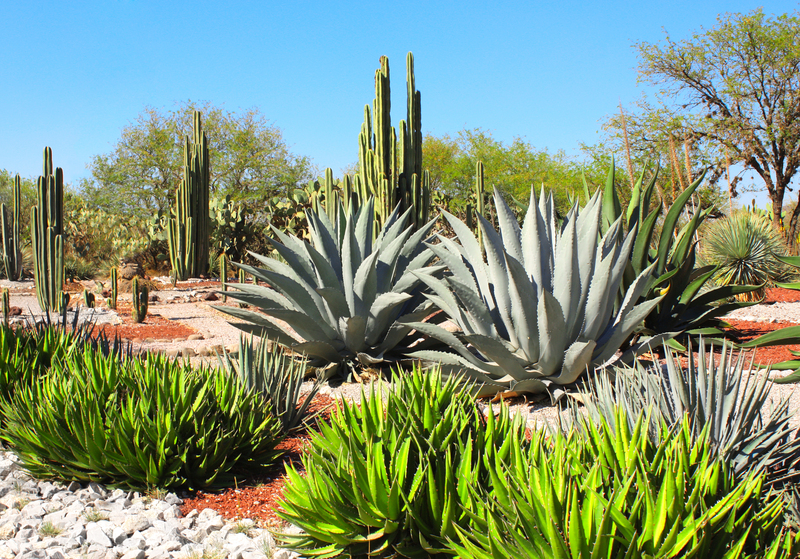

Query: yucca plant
left=404, top=187, right=664, bottom=400
left=216, top=198, right=441, bottom=378
left=568, top=338, right=800, bottom=487
left=219, top=334, right=322, bottom=435
left=451, top=408, right=798, bottom=558
left=275, top=365, right=527, bottom=557
left=700, top=210, right=792, bottom=301
left=2, top=349, right=283, bottom=490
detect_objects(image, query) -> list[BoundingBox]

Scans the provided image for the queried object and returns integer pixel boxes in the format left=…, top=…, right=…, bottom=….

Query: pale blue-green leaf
left=306, top=211, right=342, bottom=283
left=339, top=316, right=367, bottom=354
left=550, top=340, right=596, bottom=385
left=316, top=287, right=351, bottom=320
left=292, top=341, right=343, bottom=364
left=221, top=278, right=293, bottom=310
left=366, top=292, right=413, bottom=345
left=478, top=213, right=516, bottom=345
left=411, top=270, right=461, bottom=322
left=462, top=334, right=530, bottom=381
left=521, top=188, right=552, bottom=294
left=242, top=266, right=329, bottom=327
left=446, top=275, right=497, bottom=338
left=493, top=187, right=523, bottom=264
left=258, top=308, right=337, bottom=342
left=353, top=250, right=381, bottom=317
left=552, top=214, right=581, bottom=338
left=341, top=210, right=359, bottom=315
left=505, top=253, right=540, bottom=362
left=265, top=236, right=315, bottom=287
left=354, top=197, right=375, bottom=259
left=593, top=296, right=665, bottom=365
left=537, top=288, right=567, bottom=377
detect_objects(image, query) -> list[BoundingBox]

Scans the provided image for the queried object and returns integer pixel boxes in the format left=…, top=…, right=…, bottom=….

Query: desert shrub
left=276, top=366, right=527, bottom=557
left=2, top=350, right=283, bottom=490
left=700, top=210, right=794, bottom=301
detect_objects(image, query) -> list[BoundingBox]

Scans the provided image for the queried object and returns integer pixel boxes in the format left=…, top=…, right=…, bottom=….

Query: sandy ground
left=3, top=279, right=800, bottom=431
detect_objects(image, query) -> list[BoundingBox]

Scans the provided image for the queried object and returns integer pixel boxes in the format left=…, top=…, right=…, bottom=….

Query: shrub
left=700, top=210, right=793, bottom=301
left=451, top=408, right=799, bottom=558
left=2, top=350, right=283, bottom=490
left=275, top=366, right=527, bottom=557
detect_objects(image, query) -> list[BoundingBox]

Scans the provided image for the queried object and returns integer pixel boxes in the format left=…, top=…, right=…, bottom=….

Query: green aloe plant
left=451, top=408, right=798, bottom=558
left=568, top=338, right=800, bottom=487
left=404, top=187, right=664, bottom=400
left=216, top=198, right=441, bottom=377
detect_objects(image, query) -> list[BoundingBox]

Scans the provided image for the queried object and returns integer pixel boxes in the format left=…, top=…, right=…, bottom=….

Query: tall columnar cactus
left=220, top=253, right=228, bottom=303
left=1, top=174, right=23, bottom=280
left=352, top=53, right=430, bottom=234
left=131, top=276, right=149, bottom=323
left=106, top=268, right=118, bottom=310
left=31, top=148, right=65, bottom=312
left=168, top=111, right=210, bottom=280
left=2, top=288, right=9, bottom=326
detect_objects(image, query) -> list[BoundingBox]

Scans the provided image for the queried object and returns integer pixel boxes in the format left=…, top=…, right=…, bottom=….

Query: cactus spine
left=1, top=175, right=22, bottom=280
left=168, top=111, right=210, bottom=280
left=31, top=148, right=65, bottom=312
left=131, top=276, right=148, bottom=323
left=220, top=253, right=228, bottom=303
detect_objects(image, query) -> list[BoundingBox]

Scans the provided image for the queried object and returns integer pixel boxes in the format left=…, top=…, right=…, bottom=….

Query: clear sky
left=2, top=0, right=796, bottom=208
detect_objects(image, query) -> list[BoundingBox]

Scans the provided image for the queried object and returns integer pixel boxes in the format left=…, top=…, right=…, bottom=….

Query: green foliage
left=168, top=111, right=211, bottom=280
left=404, top=187, right=662, bottom=401
left=220, top=335, right=321, bottom=435
left=700, top=210, right=792, bottom=301
left=1, top=174, right=23, bottom=280
left=131, top=276, right=148, bottom=323
left=217, top=198, right=440, bottom=377
left=276, top=366, right=526, bottom=557
left=600, top=163, right=759, bottom=345
left=210, top=194, right=255, bottom=263
left=2, top=350, right=283, bottom=490
left=570, top=339, right=800, bottom=488
left=451, top=408, right=797, bottom=558
left=80, top=101, right=313, bottom=217
left=31, top=148, right=65, bottom=312
left=425, top=128, right=599, bottom=214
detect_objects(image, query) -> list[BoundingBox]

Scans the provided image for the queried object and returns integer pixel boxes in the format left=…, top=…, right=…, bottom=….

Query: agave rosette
left=216, top=198, right=441, bottom=374
left=404, top=187, right=665, bottom=400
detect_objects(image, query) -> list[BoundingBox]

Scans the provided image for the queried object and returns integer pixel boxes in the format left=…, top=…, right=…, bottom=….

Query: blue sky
left=2, top=0, right=795, bottom=208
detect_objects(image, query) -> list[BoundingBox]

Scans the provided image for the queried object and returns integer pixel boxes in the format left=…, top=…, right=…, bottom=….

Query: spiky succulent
left=568, top=338, right=800, bottom=488
left=216, top=198, right=441, bottom=376
left=404, top=188, right=664, bottom=401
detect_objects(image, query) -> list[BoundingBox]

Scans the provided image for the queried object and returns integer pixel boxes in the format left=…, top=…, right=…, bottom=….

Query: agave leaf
left=341, top=210, right=360, bottom=315
left=593, top=296, right=665, bottom=365
left=462, top=334, right=531, bottom=381
left=305, top=211, right=343, bottom=285
left=446, top=275, right=498, bottom=338
left=493, top=187, right=523, bottom=264
left=550, top=340, right=596, bottom=385
left=520, top=188, right=553, bottom=294
left=254, top=308, right=337, bottom=343
left=655, top=173, right=703, bottom=276
left=316, top=287, right=351, bottom=320
left=504, top=254, right=540, bottom=362
left=552, top=211, right=581, bottom=338
left=478, top=212, right=516, bottom=345
left=265, top=236, right=316, bottom=287
left=738, top=326, right=800, bottom=348
left=630, top=206, right=662, bottom=276
left=353, top=251, right=381, bottom=317
left=339, top=316, right=367, bottom=354
left=537, top=289, right=567, bottom=377
left=601, top=160, right=621, bottom=232
left=292, top=341, right=343, bottom=364
left=243, top=262, right=329, bottom=325
left=367, top=292, right=414, bottom=346
left=222, top=280, right=293, bottom=310
left=775, top=282, right=800, bottom=290
left=411, top=270, right=461, bottom=321
left=353, top=197, right=375, bottom=260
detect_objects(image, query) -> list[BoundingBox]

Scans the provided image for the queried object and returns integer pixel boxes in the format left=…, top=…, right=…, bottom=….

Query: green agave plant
left=599, top=163, right=760, bottom=348
left=451, top=408, right=798, bottom=559
left=219, top=334, right=322, bottom=435
left=216, top=197, right=441, bottom=377
left=404, top=187, right=664, bottom=400
left=568, top=338, right=800, bottom=487
left=2, top=349, right=283, bottom=490
left=275, top=365, right=527, bottom=558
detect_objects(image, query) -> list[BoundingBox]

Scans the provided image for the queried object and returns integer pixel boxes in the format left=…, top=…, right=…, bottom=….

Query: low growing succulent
left=275, top=365, right=527, bottom=557
left=568, top=338, right=800, bottom=488
left=219, top=334, right=322, bottom=435
left=217, top=198, right=442, bottom=377
left=2, top=350, right=283, bottom=490
left=404, top=187, right=664, bottom=400
left=452, top=408, right=798, bottom=558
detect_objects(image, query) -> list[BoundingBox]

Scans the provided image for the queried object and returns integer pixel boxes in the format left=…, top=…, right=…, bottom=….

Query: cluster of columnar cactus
left=1, top=175, right=23, bottom=281
left=168, top=111, right=210, bottom=280
left=31, top=148, right=65, bottom=312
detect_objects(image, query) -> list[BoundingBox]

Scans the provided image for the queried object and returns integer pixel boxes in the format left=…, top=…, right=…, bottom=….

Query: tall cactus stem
left=1, top=175, right=22, bottom=280
left=220, top=253, right=228, bottom=303
left=131, top=276, right=149, bottom=324
left=31, top=148, right=65, bottom=312
left=110, top=268, right=118, bottom=310
left=2, top=288, right=9, bottom=326
left=168, top=111, right=210, bottom=280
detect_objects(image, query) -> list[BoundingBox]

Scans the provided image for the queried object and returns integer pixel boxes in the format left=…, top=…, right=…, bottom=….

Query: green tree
left=604, top=9, right=800, bottom=241
left=423, top=128, right=599, bottom=213
left=0, top=169, right=39, bottom=246
left=81, top=101, right=315, bottom=216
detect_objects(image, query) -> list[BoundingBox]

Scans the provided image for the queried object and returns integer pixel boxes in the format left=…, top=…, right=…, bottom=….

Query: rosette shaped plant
left=404, top=188, right=664, bottom=400
left=217, top=198, right=441, bottom=375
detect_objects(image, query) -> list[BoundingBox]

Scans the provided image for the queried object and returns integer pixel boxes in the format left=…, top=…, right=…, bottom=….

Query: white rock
left=85, top=523, right=113, bottom=548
